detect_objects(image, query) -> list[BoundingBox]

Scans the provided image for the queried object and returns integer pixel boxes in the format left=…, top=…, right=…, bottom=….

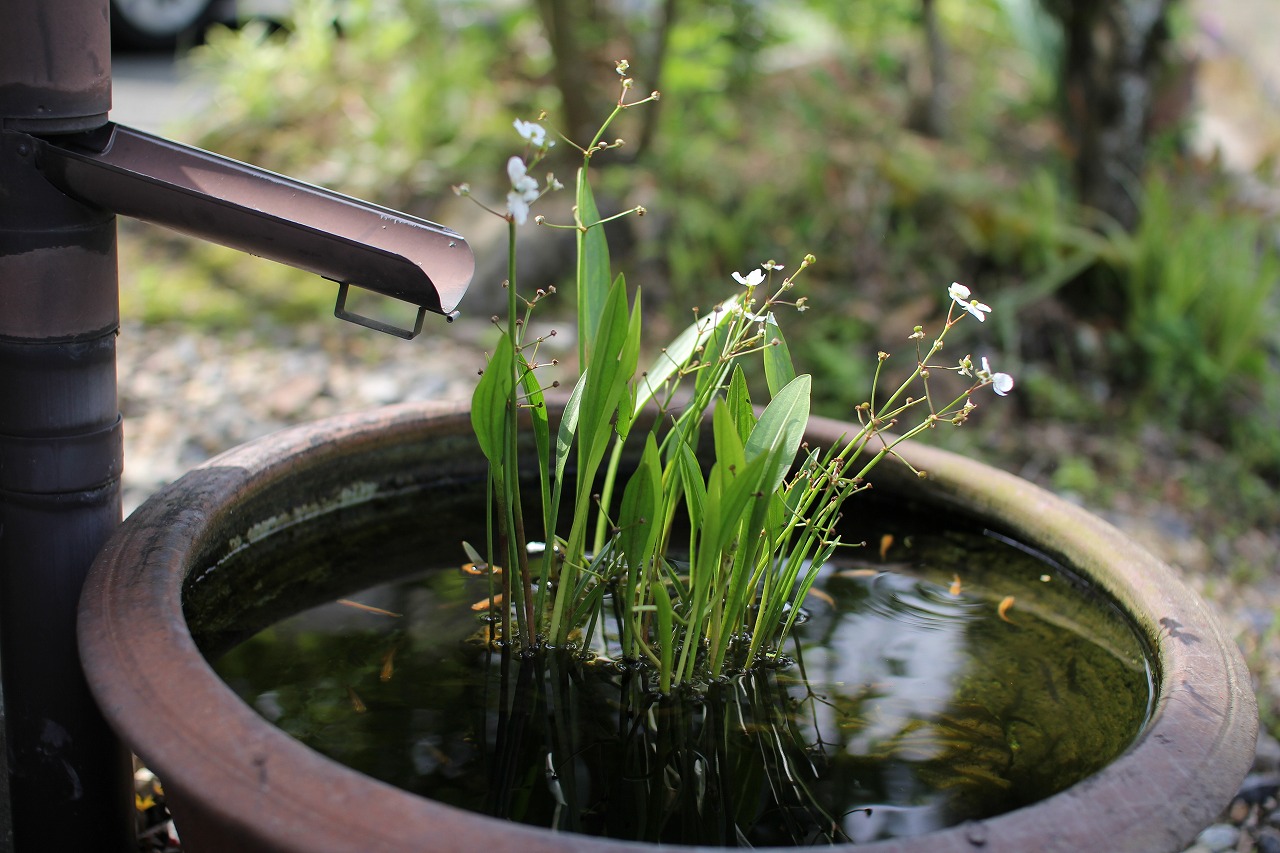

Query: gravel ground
left=117, top=317, right=493, bottom=516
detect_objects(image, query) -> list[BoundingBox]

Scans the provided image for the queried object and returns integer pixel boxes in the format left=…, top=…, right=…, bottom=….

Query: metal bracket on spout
left=334, top=282, right=427, bottom=340
left=29, top=122, right=475, bottom=321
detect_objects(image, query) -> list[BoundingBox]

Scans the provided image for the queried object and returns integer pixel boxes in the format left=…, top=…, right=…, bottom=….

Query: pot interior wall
left=180, top=415, right=1157, bottom=845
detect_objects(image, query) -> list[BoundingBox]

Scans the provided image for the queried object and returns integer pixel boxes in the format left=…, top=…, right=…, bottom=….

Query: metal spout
left=32, top=122, right=474, bottom=335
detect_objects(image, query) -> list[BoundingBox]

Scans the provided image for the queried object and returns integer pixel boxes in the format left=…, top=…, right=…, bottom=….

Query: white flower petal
left=950, top=282, right=992, bottom=321
left=507, top=191, right=530, bottom=225
left=992, top=373, right=1014, bottom=396
left=507, top=156, right=528, bottom=185
left=506, top=157, right=539, bottom=203
left=513, top=119, right=547, bottom=147
left=732, top=269, right=765, bottom=287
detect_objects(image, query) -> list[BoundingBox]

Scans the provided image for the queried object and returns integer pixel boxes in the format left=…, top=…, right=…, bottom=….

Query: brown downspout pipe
left=0, top=2, right=474, bottom=848
left=0, top=2, right=132, bottom=849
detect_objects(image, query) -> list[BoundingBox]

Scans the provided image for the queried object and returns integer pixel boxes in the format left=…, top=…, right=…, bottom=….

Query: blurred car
left=110, top=0, right=289, bottom=50
left=110, top=0, right=225, bottom=50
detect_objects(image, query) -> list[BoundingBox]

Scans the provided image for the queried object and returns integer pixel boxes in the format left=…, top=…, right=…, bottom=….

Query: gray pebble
left=1194, top=823, right=1239, bottom=852
left=1257, top=732, right=1280, bottom=774
left=1258, top=828, right=1280, bottom=853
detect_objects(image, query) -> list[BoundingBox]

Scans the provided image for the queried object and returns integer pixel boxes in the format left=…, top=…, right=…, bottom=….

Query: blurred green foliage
left=1114, top=171, right=1279, bottom=418
left=188, top=0, right=539, bottom=210
left=124, top=0, right=1280, bottom=476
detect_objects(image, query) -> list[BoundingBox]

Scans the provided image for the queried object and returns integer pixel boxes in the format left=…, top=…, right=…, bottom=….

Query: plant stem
left=505, top=222, right=536, bottom=640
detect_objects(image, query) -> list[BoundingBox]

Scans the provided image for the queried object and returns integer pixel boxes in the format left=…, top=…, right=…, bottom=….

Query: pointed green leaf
left=702, top=453, right=769, bottom=560
left=554, top=370, right=587, bottom=487
left=712, top=399, right=746, bottom=476
left=634, top=295, right=738, bottom=416
left=674, top=440, right=706, bottom=531
left=764, top=319, right=797, bottom=397
left=576, top=167, right=611, bottom=360
left=619, top=433, right=662, bottom=575
left=746, top=373, right=811, bottom=497
left=725, top=365, right=756, bottom=443
left=470, top=335, right=514, bottom=465
left=653, top=583, right=675, bottom=690
left=693, top=308, right=735, bottom=404
left=578, top=276, right=640, bottom=483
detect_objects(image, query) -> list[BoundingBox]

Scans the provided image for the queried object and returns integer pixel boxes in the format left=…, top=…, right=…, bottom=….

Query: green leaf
left=634, top=295, right=738, bottom=416
left=578, top=276, right=640, bottom=484
left=693, top=308, right=735, bottom=405
left=711, top=399, right=746, bottom=476
left=745, top=373, right=812, bottom=496
left=702, top=453, right=769, bottom=562
left=576, top=167, right=611, bottom=361
left=619, top=433, right=662, bottom=578
left=674, top=440, right=706, bottom=532
left=653, top=582, right=675, bottom=691
left=726, top=365, right=756, bottom=443
left=554, top=370, right=587, bottom=488
left=764, top=319, right=797, bottom=397
left=470, top=334, right=514, bottom=465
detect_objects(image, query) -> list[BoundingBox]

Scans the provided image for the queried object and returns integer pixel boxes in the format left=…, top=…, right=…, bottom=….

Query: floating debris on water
left=998, top=596, right=1016, bottom=623
left=336, top=599, right=401, bottom=618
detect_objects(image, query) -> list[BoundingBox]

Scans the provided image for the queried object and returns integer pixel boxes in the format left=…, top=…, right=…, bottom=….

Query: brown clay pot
left=78, top=402, right=1256, bottom=852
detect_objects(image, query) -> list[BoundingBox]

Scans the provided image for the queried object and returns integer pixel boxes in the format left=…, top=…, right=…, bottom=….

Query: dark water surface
left=210, top=504, right=1152, bottom=846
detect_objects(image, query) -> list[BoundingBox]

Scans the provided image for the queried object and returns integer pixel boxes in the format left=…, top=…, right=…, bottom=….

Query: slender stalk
left=504, top=222, right=536, bottom=640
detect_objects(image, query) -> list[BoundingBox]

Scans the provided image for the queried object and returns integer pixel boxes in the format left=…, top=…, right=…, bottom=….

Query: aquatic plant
left=457, top=62, right=1013, bottom=693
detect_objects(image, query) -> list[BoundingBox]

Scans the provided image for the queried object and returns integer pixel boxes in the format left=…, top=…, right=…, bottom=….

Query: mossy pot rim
left=78, top=401, right=1256, bottom=853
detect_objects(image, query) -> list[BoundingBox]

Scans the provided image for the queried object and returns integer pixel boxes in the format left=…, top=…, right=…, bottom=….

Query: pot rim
left=78, top=402, right=1256, bottom=853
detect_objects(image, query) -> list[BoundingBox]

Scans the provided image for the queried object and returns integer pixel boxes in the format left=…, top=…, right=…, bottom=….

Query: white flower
left=506, top=156, right=540, bottom=224
left=949, top=281, right=991, bottom=322
left=744, top=309, right=776, bottom=326
left=506, top=192, right=530, bottom=225
left=507, top=157, right=538, bottom=196
left=732, top=269, right=765, bottom=288
left=979, top=356, right=1015, bottom=396
left=957, top=354, right=974, bottom=377
left=513, top=119, right=552, bottom=148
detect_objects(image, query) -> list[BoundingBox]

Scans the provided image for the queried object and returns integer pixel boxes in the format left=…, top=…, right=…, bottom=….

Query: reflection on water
left=212, top=516, right=1152, bottom=846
